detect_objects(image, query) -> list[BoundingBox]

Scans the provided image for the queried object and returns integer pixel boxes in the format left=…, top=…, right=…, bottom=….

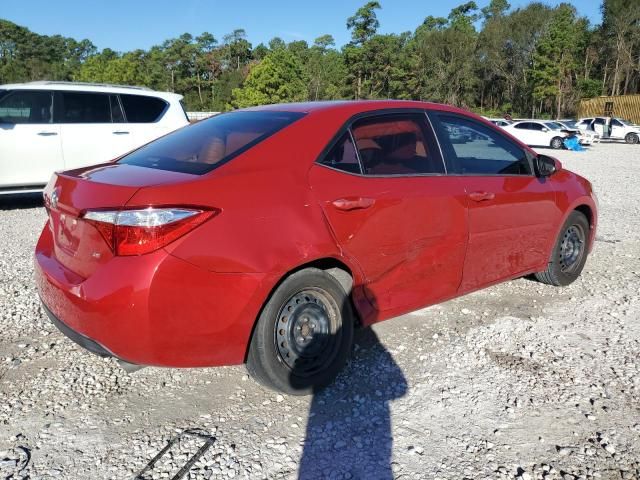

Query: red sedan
left=35, top=101, right=598, bottom=394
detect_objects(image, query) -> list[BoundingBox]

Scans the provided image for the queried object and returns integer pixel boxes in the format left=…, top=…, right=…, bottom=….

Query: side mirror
left=536, top=154, right=560, bottom=177
left=541, top=127, right=549, bottom=132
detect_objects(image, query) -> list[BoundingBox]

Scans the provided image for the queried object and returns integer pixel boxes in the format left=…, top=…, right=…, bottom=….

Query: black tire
left=535, top=211, right=590, bottom=286
left=550, top=136, right=564, bottom=149
left=246, top=268, right=354, bottom=395
left=625, top=133, right=639, bottom=144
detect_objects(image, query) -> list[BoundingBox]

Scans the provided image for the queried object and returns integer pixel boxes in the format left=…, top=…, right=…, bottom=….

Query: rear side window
left=435, top=114, right=531, bottom=175
left=59, top=92, right=111, bottom=123
left=120, top=94, right=167, bottom=123
left=351, top=114, right=445, bottom=175
left=0, top=90, right=53, bottom=124
left=119, top=111, right=305, bottom=174
left=320, top=133, right=361, bottom=174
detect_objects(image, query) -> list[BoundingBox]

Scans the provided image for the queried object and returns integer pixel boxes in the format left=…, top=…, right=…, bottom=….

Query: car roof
left=0, top=81, right=183, bottom=101
left=242, top=99, right=471, bottom=116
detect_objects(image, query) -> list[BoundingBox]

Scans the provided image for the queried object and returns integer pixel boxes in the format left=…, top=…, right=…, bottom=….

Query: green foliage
left=3, top=0, right=640, bottom=116
left=231, top=49, right=308, bottom=107
left=346, top=1, right=382, bottom=45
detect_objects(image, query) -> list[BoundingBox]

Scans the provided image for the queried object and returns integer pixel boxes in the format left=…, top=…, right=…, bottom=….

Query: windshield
left=544, top=122, right=562, bottom=131
left=119, top=110, right=305, bottom=174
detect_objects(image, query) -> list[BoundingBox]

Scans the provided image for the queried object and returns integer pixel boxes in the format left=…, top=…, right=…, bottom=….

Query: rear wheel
left=550, top=136, right=564, bottom=149
left=535, top=211, right=590, bottom=286
left=246, top=268, right=354, bottom=395
left=625, top=132, right=639, bottom=144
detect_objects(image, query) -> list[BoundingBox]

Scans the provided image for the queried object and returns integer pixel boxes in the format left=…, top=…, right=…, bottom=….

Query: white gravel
left=1, top=142, right=639, bottom=480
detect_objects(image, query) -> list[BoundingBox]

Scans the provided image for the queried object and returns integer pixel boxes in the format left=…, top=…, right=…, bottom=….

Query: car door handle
left=331, top=197, right=375, bottom=211
left=112, top=130, right=130, bottom=135
left=37, top=131, right=58, bottom=136
left=468, top=191, right=495, bottom=202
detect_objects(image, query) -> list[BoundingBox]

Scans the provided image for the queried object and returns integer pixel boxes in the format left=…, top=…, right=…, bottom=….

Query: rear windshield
left=119, top=110, right=305, bottom=174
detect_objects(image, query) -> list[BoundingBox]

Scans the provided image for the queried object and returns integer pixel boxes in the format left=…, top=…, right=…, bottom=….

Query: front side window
left=350, top=114, right=445, bottom=175
left=59, top=92, right=111, bottom=123
left=0, top=90, right=53, bottom=124
left=120, top=94, right=167, bottom=123
left=436, top=114, right=531, bottom=175
left=119, top=110, right=305, bottom=174
left=611, top=119, right=623, bottom=127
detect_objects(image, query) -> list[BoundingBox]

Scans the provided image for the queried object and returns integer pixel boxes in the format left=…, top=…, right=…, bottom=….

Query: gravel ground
left=0, top=142, right=639, bottom=480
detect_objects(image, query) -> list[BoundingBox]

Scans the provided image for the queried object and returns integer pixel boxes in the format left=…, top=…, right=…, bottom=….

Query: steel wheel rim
left=274, top=288, right=341, bottom=377
left=559, top=224, right=585, bottom=273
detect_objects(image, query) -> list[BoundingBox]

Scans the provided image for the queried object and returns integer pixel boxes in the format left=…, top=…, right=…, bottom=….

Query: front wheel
left=535, top=211, right=590, bottom=286
left=550, top=136, right=564, bottom=149
left=625, top=133, right=639, bottom=144
left=246, top=268, right=354, bottom=395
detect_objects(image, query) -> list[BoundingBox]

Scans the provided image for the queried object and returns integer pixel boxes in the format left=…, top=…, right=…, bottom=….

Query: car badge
left=50, top=188, right=60, bottom=210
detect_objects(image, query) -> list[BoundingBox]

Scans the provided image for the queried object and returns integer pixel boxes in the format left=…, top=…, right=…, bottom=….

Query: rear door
left=119, top=93, right=172, bottom=148
left=0, top=89, right=63, bottom=188
left=309, top=111, right=468, bottom=316
left=511, top=122, right=536, bottom=145
left=430, top=112, right=559, bottom=293
left=526, top=122, right=548, bottom=146
left=593, top=117, right=606, bottom=137
left=56, top=91, right=125, bottom=168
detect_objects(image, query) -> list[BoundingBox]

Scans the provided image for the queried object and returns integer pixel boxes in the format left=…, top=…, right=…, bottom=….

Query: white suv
left=575, top=117, right=640, bottom=144
left=0, top=81, right=189, bottom=193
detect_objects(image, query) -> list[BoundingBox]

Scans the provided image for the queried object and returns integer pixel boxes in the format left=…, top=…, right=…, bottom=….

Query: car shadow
left=0, top=192, right=44, bottom=210
left=297, top=326, right=407, bottom=479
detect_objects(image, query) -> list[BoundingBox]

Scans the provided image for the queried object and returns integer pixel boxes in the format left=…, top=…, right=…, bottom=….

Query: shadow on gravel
left=0, top=192, right=44, bottom=210
left=298, top=327, right=407, bottom=479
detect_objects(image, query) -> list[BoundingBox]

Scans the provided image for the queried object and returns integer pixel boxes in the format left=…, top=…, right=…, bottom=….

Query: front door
left=431, top=112, right=560, bottom=293
left=0, top=89, right=63, bottom=188
left=309, top=112, right=468, bottom=318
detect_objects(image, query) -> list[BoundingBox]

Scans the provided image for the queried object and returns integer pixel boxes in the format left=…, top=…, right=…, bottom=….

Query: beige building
left=578, top=94, right=640, bottom=123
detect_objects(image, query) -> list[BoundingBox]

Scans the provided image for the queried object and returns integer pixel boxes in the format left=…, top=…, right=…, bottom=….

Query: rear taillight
left=83, top=207, right=216, bottom=256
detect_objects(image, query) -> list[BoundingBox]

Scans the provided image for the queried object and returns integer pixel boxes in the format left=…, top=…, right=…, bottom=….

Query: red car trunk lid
left=44, top=163, right=198, bottom=279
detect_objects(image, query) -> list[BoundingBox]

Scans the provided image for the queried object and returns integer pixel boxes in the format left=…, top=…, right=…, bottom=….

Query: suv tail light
left=83, top=207, right=217, bottom=256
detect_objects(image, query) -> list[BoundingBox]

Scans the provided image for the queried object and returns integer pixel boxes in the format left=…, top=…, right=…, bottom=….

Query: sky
left=2, top=0, right=603, bottom=52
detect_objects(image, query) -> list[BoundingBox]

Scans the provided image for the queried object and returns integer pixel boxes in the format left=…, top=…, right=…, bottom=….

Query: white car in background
left=502, top=120, right=568, bottom=149
left=0, top=81, right=189, bottom=193
left=575, top=117, right=640, bottom=144
left=550, top=121, right=597, bottom=145
left=484, top=118, right=512, bottom=128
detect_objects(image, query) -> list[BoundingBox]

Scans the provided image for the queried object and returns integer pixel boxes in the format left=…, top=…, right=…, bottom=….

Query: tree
left=346, top=1, right=381, bottom=45
left=231, top=48, right=308, bottom=107
left=601, top=0, right=640, bottom=95
left=307, top=35, right=346, bottom=100
left=531, top=5, right=584, bottom=118
left=410, top=3, right=479, bottom=106
left=345, top=1, right=382, bottom=98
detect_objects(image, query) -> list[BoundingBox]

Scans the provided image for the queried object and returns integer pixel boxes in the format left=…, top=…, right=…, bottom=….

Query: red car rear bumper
left=34, top=226, right=269, bottom=367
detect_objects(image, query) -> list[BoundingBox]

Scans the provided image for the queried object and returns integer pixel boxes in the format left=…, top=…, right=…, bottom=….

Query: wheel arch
left=574, top=204, right=593, bottom=228
left=242, top=256, right=362, bottom=362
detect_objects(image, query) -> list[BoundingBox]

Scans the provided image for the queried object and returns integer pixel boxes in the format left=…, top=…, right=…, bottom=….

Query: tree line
left=1, top=0, right=639, bottom=118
